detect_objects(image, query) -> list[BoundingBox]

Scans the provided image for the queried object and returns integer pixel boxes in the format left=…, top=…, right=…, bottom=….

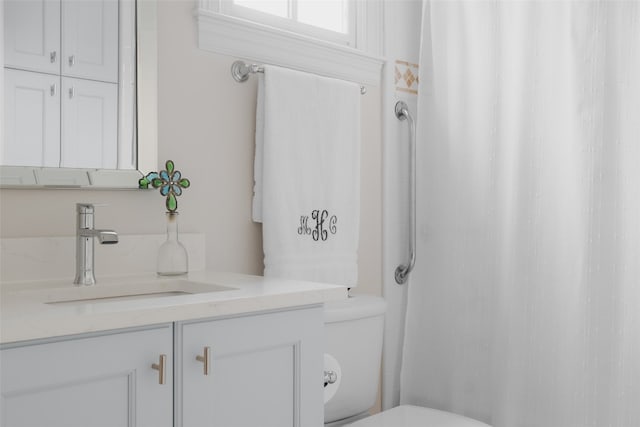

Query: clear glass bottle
left=157, top=211, right=188, bottom=276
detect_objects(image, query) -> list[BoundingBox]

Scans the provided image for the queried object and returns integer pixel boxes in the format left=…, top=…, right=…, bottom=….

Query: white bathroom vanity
left=0, top=271, right=346, bottom=427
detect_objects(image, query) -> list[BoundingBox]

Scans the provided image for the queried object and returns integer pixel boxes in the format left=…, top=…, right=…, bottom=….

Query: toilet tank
left=324, top=295, right=387, bottom=424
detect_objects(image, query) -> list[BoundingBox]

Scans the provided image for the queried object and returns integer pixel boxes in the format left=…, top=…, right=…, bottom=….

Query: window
left=223, top=0, right=355, bottom=47
left=196, top=0, right=383, bottom=87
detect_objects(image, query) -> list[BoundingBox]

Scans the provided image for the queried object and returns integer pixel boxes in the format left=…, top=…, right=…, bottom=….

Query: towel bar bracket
left=231, top=61, right=264, bottom=83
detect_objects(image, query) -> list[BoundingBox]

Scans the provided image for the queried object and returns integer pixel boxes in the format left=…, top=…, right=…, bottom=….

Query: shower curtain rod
left=230, top=60, right=367, bottom=95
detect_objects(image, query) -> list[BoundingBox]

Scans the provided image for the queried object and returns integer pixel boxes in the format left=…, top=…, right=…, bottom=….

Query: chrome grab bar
left=395, top=101, right=416, bottom=285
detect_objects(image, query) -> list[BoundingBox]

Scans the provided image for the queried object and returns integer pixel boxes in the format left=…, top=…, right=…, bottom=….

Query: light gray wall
left=0, top=1, right=382, bottom=295
left=381, top=0, right=423, bottom=410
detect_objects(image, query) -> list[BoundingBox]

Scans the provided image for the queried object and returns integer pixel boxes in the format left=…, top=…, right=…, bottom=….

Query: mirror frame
left=0, top=0, right=157, bottom=189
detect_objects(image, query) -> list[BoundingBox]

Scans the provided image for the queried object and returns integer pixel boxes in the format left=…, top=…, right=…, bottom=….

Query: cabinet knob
left=68, top=55, right=75, bottom=67
left=151, top=354, right=167, bottom=385
left=68, top=87, right=75, bottom=99
left=195, top=346, right=211, bottom=376
left=50, top=51, right=57, bottom=63
left=50, top=84, right=57, bottom=97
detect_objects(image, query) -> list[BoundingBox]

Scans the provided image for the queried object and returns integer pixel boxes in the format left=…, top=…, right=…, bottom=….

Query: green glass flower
left=138, top=172, right=159, bottom=189
left=149, top=160, right=191, bottom=212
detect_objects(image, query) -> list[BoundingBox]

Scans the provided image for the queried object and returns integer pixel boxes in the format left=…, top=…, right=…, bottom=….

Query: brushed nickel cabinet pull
left=151, top=354, right=167, bottom=385
left=50, top=84, right=57, bottom=96
left=50, top=51, right=57, bottom=63
left=68, top=55, right=75, bottom=66
left=196, top=346, right=210, bottom=376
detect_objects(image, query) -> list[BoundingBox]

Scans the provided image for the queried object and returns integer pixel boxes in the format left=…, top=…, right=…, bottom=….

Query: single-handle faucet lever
left=74, top=203, right=118, bottom=286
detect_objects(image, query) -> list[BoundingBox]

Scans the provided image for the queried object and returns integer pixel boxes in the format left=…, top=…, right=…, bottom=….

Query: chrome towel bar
left=395, top=101, right=415, bottom=285
left=231, top=60, right=367, bottom=95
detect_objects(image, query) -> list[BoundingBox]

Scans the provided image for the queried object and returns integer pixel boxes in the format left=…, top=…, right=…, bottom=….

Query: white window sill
left=196, top=8, right=384, bottom=87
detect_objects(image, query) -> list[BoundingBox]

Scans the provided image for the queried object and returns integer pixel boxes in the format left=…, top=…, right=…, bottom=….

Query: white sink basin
left=43, top=280, right=236, bottom=306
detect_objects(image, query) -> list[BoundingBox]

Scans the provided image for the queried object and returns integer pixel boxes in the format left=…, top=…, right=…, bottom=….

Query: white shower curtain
left=400, top=1, right=640, bottom=426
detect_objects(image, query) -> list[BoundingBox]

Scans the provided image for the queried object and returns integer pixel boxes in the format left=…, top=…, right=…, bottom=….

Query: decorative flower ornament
left=138, top=172, right=158, bottom=189
left=139, top=160, right=190, bottom=212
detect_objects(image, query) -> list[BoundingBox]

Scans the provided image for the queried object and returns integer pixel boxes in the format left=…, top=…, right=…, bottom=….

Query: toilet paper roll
left=324, top=353, right=342, bottom=404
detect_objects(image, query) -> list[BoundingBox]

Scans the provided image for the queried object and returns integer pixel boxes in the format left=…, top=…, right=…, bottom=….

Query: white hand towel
left=253, top=65, right=361, bottom=286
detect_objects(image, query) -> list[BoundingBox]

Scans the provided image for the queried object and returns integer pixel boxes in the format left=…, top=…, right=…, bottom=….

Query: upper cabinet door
left=4, top=0, right=61, bottom=74
left=3, top=69, right=61, bottom=167
left=61, top=77, right=118, bottom=169
left=61, top=0, right=119, bottom=83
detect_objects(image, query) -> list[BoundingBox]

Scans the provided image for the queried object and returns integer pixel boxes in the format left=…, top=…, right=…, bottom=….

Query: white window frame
left=196, top=0, right=384, bottom=87
left=221, top=0, right=356, bottom=47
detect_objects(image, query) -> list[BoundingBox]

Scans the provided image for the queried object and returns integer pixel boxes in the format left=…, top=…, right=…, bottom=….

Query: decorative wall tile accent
left=394, top=60, right=419, bottom=95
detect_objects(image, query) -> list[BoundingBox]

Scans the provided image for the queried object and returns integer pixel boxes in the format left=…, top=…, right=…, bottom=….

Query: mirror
left=0, top=0, right=157, bottom=189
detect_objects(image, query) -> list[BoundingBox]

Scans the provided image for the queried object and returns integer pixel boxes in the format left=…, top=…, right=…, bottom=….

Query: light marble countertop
left=0, top=271, right=348, bottom=344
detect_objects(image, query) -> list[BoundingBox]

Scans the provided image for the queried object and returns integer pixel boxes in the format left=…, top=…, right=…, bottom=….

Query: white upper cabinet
left=3, top=0, right=121, bottom=169
left=4, top=0, right=119, bottom=82
left=61, top=0, right=119, bottom=83
left=3, top=69, right=61, bottom=167
left=4, top=0, right=61, bottom=75
left=61, top=77, right=118, bottom=169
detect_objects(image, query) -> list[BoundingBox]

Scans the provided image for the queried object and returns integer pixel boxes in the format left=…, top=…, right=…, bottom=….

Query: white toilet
left=323, top=295, right=491, bottom=427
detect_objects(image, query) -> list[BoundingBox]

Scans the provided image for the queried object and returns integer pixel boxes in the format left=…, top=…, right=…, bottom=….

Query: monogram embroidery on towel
left=298, top=210, right=338, bottom=241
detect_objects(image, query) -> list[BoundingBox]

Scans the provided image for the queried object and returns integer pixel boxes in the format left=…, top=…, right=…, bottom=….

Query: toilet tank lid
left=324, top=295, right=387, bottom=323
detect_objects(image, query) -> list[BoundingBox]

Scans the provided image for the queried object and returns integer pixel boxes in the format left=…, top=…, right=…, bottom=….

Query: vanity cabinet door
left=0, top=325, right=173, bottom=427
left=3, top=0, right=61, bottom=74
left=3, top=68, right=61, bottom=167
left=176, top=306, right=324, bottom=427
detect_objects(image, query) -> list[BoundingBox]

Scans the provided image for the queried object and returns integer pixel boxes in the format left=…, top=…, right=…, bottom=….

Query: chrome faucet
left=74, top=203, right=118, bottom=286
